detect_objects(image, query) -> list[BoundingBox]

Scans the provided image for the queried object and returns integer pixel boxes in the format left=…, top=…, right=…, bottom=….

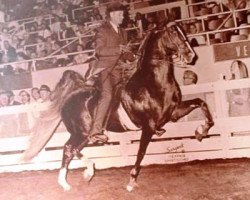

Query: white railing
left=1, top=78, right=250, bottom=172
left=0, top=48, right=95, bottom=74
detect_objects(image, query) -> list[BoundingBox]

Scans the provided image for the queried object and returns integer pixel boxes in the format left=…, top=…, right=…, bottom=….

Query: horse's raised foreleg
left=170, top=98, right=214, bottom=141
left=127, top=127, right=153, bottom=192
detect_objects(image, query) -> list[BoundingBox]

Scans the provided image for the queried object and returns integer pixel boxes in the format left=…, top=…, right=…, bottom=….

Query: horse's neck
left=139, top=57, right=175, bottom=87
left=137, top=32, right=175, bottom=84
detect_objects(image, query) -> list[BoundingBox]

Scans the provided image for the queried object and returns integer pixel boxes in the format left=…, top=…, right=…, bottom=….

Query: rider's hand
left=121, top=52, right=136, bottom=62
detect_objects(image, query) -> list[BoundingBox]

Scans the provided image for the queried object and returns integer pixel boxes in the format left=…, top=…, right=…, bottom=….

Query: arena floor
left=0, top=158, right=250, bottom=200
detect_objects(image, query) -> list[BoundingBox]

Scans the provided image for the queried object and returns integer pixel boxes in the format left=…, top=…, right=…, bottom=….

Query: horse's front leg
left=170, top=98, right=214, bottom=142
left=127, top=127, right=153, bottom=192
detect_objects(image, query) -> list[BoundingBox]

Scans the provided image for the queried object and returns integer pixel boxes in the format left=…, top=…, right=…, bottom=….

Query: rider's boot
left=88, top=131, right=108, bottom=144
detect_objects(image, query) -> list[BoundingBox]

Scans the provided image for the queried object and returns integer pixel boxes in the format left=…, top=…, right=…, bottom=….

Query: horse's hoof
left=63, top=184, right=71, bottom=191
left=58, top=180, right=71, bottom=191
left=126, top=176, right=139, bottom=192
left=83, top=169, right=94, bottom=182
left=126, top=184, right=134, bottom=192
left=195, top=124, right=206, bottom=142
left=155, top=128, right=166, bottom=137
left=195, top=130, right=203, bottom=142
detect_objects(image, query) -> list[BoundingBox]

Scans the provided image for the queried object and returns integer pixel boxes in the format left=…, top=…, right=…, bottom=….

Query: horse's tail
left=20, top=70, right=92, bottom=162
left=20, top=107, right=62, bottom=162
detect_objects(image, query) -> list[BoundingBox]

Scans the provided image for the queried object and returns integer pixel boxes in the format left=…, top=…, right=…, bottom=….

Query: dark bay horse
left=22, top=23, right=214, bottom=191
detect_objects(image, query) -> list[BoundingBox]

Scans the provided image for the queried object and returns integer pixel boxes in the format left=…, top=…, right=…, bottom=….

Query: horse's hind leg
left=127, top=127, right=153, bottom=192
left=58, top=138, right=76, bottom=191
left=76, top=140, right=95, bottom=182
left=170, top=98, right=214, bottom=141
left=58, top=136, right=94, bottom=191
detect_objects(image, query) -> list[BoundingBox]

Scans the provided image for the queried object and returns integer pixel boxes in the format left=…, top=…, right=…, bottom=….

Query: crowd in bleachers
left=180, top=0, right=250, bottom=45
left=0, top=0, right=178, bottom=75
left=0, top=0, right=174, bottom=106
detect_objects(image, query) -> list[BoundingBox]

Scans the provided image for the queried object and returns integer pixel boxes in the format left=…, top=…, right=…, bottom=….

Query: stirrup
left=155, top=128, right=166, bottom=137
left=88, top=133, right=108, bottom=144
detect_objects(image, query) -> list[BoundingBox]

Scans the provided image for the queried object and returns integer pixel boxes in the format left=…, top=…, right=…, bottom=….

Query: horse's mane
left=136, top=31, right=155, bottom=69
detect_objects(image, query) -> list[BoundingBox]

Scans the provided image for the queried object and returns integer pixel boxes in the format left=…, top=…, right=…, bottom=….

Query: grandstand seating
left=0, top=0, right=250, bottom=97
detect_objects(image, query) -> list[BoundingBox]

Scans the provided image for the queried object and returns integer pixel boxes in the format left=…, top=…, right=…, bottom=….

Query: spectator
left=52, top=2, right=64, bottom=16
left=38, top=23, right=52, bottom=39
left=2, top=65, right=14, bottom=75
left=31, top=87, right=41, bottom=102
left=6, top=90, right=21, bottom=105
left=15, top=26, right=28, bottom=41
left=0, top=8, right=5, bottom=27
left=44, top=39, right=54, bottom=55
left=30, top=51, right=38, bottom=59
left=59, top=22, right=76, bottom=42
left=30, top=24, right=38, bottom=32
left=183, top=70, right=198, bottom=85
left=227, top=60, right=250, bottom=117
left=0, top=27, right=11, bottom=45
left=77, top=10, right=91, bottom=24
left=182, top=70, right=206, bottom=121
left=39, top=84, right=51, bottom=102
left=19, top=33, right=35, bottom=48
left=11, top=35, right=21, bottom=50
left=35, top=36, right=46, bottom=56
left=0, top=90, right=9, bottom=107
left=53, top=41, right=62, bottom=52
left=37, top=49, right=47, bottom=58
left=188, top=23, right=206, bottom=47
left=134, top=12, right=148, bottom=37
left=92, top=7, right=103, bottom=21
left=14, top=52, right=31, bottom=73
left=19, top=90, right=31, bottom=104
left=50, top=15, right=62, bottom=34
left=3, top=40, right=17, bottom=62
left=54, top=48, right=72, bottom=67
left=229, top=59, right=248, bottom=79
left=72, top=44, right=89, bottom=64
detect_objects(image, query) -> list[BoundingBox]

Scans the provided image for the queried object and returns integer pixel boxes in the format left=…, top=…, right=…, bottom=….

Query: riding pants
left=90, top=66, right=123, bottom=135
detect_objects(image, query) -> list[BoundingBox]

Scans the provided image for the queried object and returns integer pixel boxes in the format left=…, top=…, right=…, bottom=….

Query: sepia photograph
left=0, top=0, right=250, bottom=199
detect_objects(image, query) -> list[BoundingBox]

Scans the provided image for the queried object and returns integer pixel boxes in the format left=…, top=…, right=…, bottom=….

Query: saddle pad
left=117, top=103, right=140, bottom=131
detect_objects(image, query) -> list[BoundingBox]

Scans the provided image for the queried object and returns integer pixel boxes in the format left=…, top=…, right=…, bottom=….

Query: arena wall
left=1, top=78, right=250, bottom=173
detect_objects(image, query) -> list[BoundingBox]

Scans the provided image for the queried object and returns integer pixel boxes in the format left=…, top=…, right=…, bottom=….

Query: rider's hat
left=106, top=2, right=125, bottom=15
left=39, top=84, right=51, bottom=92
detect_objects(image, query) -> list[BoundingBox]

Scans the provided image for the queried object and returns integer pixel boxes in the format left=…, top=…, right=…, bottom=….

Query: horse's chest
left=128, top=86, right=175, bottom=114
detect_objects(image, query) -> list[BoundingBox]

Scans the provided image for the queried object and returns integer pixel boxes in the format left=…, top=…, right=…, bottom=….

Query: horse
left=21, top=22, right=214, bottom=192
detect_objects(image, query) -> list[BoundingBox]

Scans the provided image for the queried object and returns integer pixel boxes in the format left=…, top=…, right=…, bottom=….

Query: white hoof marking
left=58, top=168, right=71, bottom=191
left=126, top=185, right=133, bottom=192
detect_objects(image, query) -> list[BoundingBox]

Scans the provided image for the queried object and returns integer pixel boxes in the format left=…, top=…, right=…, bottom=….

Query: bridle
left=160, top=24, right=195, bottom=68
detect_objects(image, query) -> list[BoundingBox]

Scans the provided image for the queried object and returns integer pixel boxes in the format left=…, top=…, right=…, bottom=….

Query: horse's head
left=153, top=22, right=196, bottom=65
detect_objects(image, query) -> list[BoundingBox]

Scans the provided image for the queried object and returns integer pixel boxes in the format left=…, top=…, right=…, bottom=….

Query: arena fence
left=1, top=78, right=250, bottom=173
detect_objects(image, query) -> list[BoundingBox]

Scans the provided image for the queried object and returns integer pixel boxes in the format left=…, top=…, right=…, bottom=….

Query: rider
left=88, top=2, right=134, bottom=143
